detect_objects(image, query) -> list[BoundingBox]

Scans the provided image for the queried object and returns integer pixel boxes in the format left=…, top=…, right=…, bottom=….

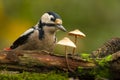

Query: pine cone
left=92, top=37, right=120, bottom=58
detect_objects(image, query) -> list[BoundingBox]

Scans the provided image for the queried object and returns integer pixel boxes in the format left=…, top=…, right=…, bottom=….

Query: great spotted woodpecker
left=7, top=12, right=66, bottom=53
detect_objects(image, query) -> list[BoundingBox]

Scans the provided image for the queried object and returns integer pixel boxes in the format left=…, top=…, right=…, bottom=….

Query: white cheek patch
left=41, top=13, right=54, bottom=23
left=41, top=13, right=49, bottom=23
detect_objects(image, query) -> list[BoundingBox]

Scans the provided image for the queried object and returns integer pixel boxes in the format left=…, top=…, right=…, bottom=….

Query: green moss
left=77, top=65, right=111, bottom=79
left=80, top=53, right=93, bottom=61
left=77, top=54, right=112, bottom=79
left=0, top=71, right=68, bottom=80
left=80, top=53, right=90, bottom=59
left=96, top=55, right=112, bottom=67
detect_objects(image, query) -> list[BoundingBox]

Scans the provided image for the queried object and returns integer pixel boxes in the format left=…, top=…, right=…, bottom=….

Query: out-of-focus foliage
left=0, top=0, right=120, bottom=53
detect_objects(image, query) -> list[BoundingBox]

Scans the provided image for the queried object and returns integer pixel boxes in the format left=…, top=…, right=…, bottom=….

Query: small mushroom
left=68, top=29, right=86, bottom=55
left=57, top=37, right=76, bottom=71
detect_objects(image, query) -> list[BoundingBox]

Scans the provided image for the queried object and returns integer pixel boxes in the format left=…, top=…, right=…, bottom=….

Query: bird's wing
left=10, top=28, right=35, bottom=49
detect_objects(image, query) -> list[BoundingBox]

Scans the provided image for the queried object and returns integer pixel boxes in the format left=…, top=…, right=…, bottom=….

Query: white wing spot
left=20, top=28, right=34, bottom=36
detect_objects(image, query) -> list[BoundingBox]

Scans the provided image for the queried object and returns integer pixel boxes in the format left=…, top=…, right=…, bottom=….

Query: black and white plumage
left=9, top=12, right=66, bottom=52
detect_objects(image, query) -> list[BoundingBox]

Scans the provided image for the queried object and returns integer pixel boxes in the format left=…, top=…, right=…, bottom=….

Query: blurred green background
left=0, top=0, right=120, bottom=54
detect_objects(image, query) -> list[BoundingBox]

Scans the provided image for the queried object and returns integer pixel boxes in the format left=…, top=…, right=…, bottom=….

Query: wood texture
left=0, top=50, right=95, bottom=72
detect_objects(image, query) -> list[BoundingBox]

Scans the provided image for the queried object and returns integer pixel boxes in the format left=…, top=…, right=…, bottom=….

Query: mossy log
left=0, top=50, right=95, bottom=72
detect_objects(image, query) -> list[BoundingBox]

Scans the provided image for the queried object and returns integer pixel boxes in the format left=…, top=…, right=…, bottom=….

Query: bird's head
left=39, top=12, right=66, bottom=33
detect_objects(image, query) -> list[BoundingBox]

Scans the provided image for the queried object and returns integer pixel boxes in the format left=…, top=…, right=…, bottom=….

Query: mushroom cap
left=57, top=37, right=76, bottom=48
left=68, top=29, right=86, bottom=37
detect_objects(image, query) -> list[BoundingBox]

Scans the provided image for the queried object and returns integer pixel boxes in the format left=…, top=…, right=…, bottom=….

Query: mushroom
left=68, top=29, right=86, bottom=55
left=57, top=37, right=76, bottom=71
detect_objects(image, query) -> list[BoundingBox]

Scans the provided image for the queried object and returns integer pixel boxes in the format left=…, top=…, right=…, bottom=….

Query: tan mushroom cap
left=68, top=29, right=86, bottom=37
left=57, top=37, right=76, bottom=48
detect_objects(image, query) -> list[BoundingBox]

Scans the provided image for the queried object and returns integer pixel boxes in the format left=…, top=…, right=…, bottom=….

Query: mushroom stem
left=72, top=36, right=77, bottom=55
left=65, top=46, right=71, bottom=71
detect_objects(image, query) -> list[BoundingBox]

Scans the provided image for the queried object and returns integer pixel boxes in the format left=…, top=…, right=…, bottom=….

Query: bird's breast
left=24, top=30, right=56, bottom=52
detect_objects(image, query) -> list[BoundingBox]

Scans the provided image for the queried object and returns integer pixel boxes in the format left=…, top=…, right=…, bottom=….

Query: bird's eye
left=51, top=18, right=55, bottom=21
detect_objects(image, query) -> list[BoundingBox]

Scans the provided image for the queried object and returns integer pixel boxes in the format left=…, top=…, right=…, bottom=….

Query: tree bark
left=0, top=50, right=95, bottom=72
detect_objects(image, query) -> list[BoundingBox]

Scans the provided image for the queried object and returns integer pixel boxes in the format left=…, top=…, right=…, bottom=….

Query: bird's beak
left=55, top=19, right=66, bottom=32
left=56, top=24, right=66, bottom=32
